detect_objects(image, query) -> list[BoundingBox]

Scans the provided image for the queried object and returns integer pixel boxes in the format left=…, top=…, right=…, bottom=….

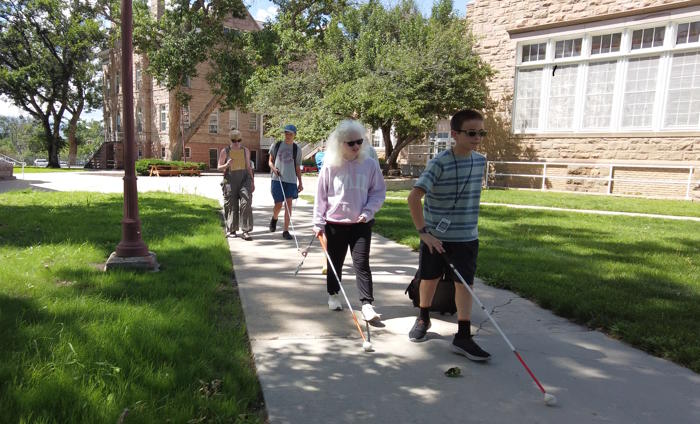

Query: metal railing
left=485, top=161, right=699, bottom=200
left=0, top=153, right=26, bottom=179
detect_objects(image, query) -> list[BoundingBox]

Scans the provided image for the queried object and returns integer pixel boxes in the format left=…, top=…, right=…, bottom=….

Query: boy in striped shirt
left=406, top=109, right=491, bottom=361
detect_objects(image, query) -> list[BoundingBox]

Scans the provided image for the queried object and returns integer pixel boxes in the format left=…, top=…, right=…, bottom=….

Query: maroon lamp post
left=105, top=0, right=158, bottom=271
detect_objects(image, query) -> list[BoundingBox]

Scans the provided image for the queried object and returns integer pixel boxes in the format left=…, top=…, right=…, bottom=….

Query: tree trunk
left=381, top=123, right=393, bottom=167
left=67, top=101, right=83, bottom=166
left=168, top=91, right=182, bottom=160
left=142, top=54, right=153, bottom=158
left=385, top=135, right=417, bottom=172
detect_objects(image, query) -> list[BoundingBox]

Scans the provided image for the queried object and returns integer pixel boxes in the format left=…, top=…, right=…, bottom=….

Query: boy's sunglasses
left=455, top=129, right=488, bottom=137
left=345, top=139, right=363, bottom=147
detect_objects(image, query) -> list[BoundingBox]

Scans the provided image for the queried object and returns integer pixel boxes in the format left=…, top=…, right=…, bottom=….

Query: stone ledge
left=104, top=251, right=159, bottom=272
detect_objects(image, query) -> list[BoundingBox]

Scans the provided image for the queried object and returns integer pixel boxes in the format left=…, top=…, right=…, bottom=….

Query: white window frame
left=135, top=67, right=141, bottom=91
left=209, top=109, right=219, bottom=134
left=182, top=105, right=190, bottom=129
left=512, top=11, right=700, bottom=134
left=185, top=147, right=191, bottom=158
left=229, top=109, right=238, bottom=130
left=160, top=104, right=167, bottom=132
left=248, top=113, right=258, bottom=131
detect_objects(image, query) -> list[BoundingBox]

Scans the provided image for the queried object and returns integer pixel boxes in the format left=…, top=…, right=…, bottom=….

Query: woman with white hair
left=312, top=119, right=386, bottom=322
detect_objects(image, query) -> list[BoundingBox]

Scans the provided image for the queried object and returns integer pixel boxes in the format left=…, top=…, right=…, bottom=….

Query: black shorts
left=418, top=239, right=479, bottom=285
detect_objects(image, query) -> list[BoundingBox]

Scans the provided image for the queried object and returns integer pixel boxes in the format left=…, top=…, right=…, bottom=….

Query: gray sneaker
left=409, top=318, right=431, bottom=342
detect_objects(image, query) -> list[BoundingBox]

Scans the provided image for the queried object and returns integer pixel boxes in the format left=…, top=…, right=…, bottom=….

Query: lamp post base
left=104, top=251, right=159, bottom=272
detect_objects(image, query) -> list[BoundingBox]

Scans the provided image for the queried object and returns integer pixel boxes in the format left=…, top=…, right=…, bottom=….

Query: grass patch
left=0, top=190, right=264, bottom=423
left=386, top=188, right=700, bottom=218
left=372, top=196, right=700, bottom=372
left=14, top=166, right=85, bottom=173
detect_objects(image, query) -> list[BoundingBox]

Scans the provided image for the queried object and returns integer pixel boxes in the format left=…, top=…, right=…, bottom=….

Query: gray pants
left=222, top=170, right=253, bottom=233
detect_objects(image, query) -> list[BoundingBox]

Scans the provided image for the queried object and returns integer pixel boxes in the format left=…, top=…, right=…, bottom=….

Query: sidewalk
left=232, top=190, right=700, bottom=424
left=2, top=172, right=699, bottom=423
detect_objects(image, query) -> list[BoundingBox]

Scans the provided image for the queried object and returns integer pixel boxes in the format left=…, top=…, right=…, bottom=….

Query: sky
left=0, top=0, right=470, bottom=119
left=248, top=0, right=468, bottom=23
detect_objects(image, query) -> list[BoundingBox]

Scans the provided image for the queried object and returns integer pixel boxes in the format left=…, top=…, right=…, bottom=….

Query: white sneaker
left=361, top=303, right=381, bottom=322
left=328, top=294, right=342, bottom=311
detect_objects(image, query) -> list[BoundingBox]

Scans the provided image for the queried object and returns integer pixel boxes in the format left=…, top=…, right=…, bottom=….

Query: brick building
left=464, top=0, right=700, bottom=198
left=98, top=1, right=272, bottom=171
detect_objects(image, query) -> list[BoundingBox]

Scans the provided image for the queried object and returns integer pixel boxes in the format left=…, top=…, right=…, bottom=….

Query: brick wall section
left=466, top=0, right=700, bottom=198
left=107, top=2, right=263, bottom=170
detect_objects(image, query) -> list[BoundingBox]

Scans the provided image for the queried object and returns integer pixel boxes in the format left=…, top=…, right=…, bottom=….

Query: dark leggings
left=325, top=220, right=374, bottom=304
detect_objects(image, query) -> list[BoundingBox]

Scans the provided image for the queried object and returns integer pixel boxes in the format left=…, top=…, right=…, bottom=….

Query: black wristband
left=418, top=226, right=428, bottom=234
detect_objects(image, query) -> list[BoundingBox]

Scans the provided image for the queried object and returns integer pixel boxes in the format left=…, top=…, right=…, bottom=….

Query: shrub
left=135, top=159, right=206, bottom=176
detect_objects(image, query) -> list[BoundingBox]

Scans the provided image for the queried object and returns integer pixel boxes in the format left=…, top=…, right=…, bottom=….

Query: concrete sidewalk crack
left=473, top=297, right=515, bottom=337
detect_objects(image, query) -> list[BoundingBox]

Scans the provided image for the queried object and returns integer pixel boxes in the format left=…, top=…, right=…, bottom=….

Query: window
left=183, top=76, right=191, bottom=88
left=584, top=61, right=617, bottom=128
left=209, top=109, right=218, bottom=133
left=548, top=65, right=578, bottom=129
left=185, top=147, right=191, bottom=158
left=229, top=109, right=238, bottom=130
left=182, top=106, right=190, bottom=129
left=161, top=147, right=166, bottom=159
left=677, top=21, right=700, bottom=45
left=591, top=33, right=622, bottom=55
left=513, top=15, right=700, bottom=133
left=137, top=108, right=143, bottom=132
left=665, top=51, right=700, bottom=127
left=554, top=38, right=582, bottom=59
left=514, top=68, right=543, bottom=130
left=622, top=56, right=659, bottom=128
left=116, top=114, right=121, bottom=132
left=521, top=42, right=546, bottom=62
left=115, top=75, right=120, bottom=94
left=135, top=67, right=141, bottom=91
left=138, top=148, right=143, bottom=159
left=209, top=148, right=218, bottom=169
left=248, top=113, right=258, bottom=131
left=160, top=104, right=167, bottom=132
left=631, top=26, right=665, bottom=50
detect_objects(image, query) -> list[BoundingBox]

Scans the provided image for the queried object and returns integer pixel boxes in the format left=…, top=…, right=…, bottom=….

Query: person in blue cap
left=268, top=124, right=303, bottom=240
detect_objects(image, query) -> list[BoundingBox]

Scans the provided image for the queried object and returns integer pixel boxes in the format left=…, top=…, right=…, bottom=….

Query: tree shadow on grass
left=0, top=192, right=264, bottom=423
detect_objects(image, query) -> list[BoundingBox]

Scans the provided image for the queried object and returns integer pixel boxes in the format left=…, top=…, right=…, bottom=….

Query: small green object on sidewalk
left=444, top=367, right=461, bottom=377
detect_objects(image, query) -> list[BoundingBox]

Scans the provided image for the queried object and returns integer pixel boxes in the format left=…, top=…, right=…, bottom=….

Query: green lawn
left=0, top=190, right=263, bottom=423
left=14, top=166, right=85, bottom=173
left=386, top=188, right=700, bottom=218
left=372, top=196, right=700, bottom=372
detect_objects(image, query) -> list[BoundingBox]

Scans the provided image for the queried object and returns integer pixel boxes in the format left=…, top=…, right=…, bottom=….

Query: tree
left=71, top=119, right=105, bottom=163
left=0, top=115, right=43, bottom=162
left=0, top=0, right=105, bottom=167
left=252, top=0, right=493, bottom=170
left=133, top=0, right=257, bottom=161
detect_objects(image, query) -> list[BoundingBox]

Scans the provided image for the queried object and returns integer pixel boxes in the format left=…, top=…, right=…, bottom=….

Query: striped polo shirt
left=414, top=149, right=486, bottom=242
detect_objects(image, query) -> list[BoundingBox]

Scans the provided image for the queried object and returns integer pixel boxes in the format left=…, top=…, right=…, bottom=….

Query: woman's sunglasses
left=345, top=139, right=363, bottom=147
left=455, top=129, right=488, bottom=137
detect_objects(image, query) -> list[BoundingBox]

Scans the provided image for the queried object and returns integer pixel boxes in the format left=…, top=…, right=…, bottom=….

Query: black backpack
left=405, top=269, right=457, bottom=315
left=271, top=141, right=298, bottom=169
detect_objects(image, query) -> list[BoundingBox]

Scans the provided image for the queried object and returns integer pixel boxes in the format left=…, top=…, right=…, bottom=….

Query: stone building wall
left=466, top=0, right=693, bottom=102
left=466, top=0, right=700, bottom=198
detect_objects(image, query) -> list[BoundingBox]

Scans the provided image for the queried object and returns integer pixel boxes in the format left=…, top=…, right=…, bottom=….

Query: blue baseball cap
left=283, top=124, right=297, bottom=134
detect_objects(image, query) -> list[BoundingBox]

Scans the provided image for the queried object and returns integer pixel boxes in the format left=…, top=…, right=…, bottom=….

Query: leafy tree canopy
left=0, top=0, right=105, bottom=167
left=251, top=0, right=493, bottom=168
left=133, top=0, right=253, bottom=109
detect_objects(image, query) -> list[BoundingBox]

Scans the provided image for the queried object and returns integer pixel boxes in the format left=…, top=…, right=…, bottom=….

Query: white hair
left=324, top=119, right=369, bottom=168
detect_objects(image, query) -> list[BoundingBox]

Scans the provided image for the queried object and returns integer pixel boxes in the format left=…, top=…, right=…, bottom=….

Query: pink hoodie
left=313, top=157, right=386, bottom=231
